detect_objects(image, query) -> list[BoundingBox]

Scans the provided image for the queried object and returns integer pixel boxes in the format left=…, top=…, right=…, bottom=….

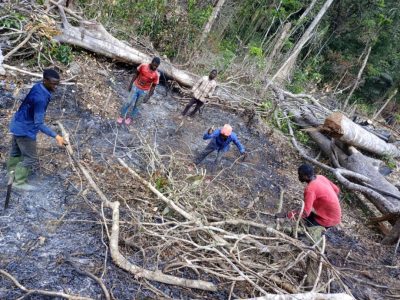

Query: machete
left=4, top=170, right=14, bottom=209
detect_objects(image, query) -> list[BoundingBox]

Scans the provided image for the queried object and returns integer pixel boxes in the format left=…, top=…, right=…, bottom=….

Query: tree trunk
left=53, top=7, right=197, bottom=87
left=372, top=88, right=398, bottom=121
left=271, top=0, right=334, bottom=83
left=321, top=112, right=400, bottom=157
left=52, top=6, right=242, bottom=103
left=265, top=22, right=292, bottom=74
left=295, top=0, right=319, bottom=27
left=198, top=0, right=226, bottom=46
left=342, top=45, right=372, bottom=109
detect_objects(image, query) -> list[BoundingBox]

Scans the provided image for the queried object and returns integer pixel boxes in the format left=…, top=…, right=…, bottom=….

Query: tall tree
left=198, top=0, right=226, bottom=46
left=271, top=0, right=335, bottom=83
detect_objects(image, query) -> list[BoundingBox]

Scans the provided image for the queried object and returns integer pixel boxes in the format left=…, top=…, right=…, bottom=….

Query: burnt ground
left=0, top=58, right=399, bottom=299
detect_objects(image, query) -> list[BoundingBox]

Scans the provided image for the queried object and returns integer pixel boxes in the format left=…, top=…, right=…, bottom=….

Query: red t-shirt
left=289, top=175, right=341, bottom=227
left=134, top=64, right=160, bottom=91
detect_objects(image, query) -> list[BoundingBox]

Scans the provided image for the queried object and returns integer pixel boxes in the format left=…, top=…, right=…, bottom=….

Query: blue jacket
left=203, top=129, right=245, bottom=153
left=10, top=83, right=57, bottom=140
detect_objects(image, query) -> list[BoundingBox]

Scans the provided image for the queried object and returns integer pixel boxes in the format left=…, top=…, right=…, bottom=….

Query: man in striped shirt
left=181, top=69, right=217, bottom=118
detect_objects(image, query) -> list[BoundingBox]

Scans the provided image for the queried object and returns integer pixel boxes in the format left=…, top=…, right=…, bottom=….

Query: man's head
left=220, top=124, right=232, bottom=141
left=209, top=69, right=217, bottom=80
left=298, top=164, right=315, bottom=183
left=150, top=57, right=161, bottom=71
left=43, top=69, right=60, bottom=92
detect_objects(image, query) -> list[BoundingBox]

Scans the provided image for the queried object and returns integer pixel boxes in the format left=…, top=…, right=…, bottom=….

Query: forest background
left=63, top=0, right=400, bottom=119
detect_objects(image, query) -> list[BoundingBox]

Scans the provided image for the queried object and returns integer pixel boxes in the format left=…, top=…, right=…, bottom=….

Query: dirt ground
left=0, top=57, right=399, bottom=299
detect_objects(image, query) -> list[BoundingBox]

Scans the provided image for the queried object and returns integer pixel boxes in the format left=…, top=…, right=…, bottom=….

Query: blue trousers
left=120, top=86, right=148, bottom=118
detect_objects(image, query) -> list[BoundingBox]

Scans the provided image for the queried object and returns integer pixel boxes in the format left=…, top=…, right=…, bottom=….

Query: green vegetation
left=381, top=154, right=397, bottom=169
left=77, top=0, right=212, bottom=58
left=154, top=175, right=169, bottom=193
left=0, top=12, right=26, bottom=29
left=50, top=43, right=74, bottom=65
left=70, top=0, right=399, bottom=113
left=262, top=108, right=310, bottom=145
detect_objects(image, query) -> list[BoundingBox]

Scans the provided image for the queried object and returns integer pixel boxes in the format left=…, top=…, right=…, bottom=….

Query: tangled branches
left=57, top=122, right=354, bottom=299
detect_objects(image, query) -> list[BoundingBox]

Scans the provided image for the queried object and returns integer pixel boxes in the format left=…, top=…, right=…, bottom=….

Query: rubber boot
left=13, top=163, right=38, bottom=191
left=6, top=156, right=22, bottom=173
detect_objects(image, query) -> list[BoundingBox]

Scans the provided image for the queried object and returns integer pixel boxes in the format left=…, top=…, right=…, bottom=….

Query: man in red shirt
left=118, top=57, right=160, bottom=125
left=277, top=164, right=342, bottom=228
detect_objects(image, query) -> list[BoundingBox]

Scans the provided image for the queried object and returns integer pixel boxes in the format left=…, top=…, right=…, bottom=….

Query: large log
left=53, top=9, right=197, bottom=87
left=321, top=112, right=400, bottom=157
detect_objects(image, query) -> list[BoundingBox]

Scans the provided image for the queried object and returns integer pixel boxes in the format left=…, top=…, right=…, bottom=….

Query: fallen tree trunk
left=321, top=112, right=400, bottom=157
left=53, top=7, right=196, bottom=86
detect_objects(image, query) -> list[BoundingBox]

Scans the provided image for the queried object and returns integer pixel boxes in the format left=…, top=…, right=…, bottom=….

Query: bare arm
left=148, top=84, right=156, bottom=97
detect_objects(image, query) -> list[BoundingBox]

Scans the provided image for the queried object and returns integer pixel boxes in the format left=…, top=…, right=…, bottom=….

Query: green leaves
left=249, top=46, right=263, bottom=57
left=0, top=13, right=25, bottom=29
left=51, top=44, right=74, bottom=65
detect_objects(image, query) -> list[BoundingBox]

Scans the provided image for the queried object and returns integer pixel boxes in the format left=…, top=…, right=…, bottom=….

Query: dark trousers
left=195, top=140, right=226, bottom=170
left=182, top=97, right=204, bottom=116
left=304, top=212, right=329, bottom=228
left=10, top=136, right=38, bottom=169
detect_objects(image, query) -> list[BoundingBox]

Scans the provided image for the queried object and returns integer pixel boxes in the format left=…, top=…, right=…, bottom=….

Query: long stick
left=372, top=88, right=398, bottom=121
left=342, top=46, right=371, bottom=109
left=4, top=171, right=14, bottom=209
left=2, top=64, right=77, bottom=85
left=0, top=269, right=92, bottom=300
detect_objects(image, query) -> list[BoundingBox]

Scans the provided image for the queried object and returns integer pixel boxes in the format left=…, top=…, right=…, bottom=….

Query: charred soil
left=0, top=57, right=399, bottom=299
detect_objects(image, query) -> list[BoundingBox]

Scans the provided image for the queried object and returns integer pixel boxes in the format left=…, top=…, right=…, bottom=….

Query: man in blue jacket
left=195, top=124, right=246, bottom=169
left=7, top=69, right=67, bottom=190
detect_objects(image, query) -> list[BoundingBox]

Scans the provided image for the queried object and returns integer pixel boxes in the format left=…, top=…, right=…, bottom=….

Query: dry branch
left=240, top=292, right=354, bottom=300
left=2, top=63, right=76, bottom=85
left=118, top=158, right=195, bottom=222
left=0, top=269, right=93, bottom=300
left=57, top=122, right=217, bottom=292
left=3, top=29, right=35, bottom=61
